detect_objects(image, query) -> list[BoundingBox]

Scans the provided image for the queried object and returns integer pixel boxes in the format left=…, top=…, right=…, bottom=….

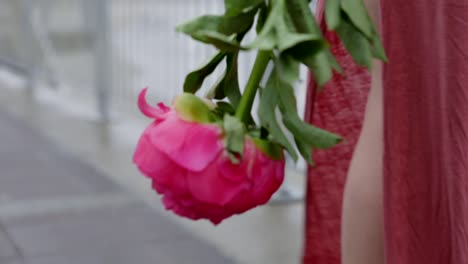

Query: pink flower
left=133, top=88, right=285, bottom=224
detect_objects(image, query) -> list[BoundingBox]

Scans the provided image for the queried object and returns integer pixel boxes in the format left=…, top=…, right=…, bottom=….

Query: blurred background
left=0, top=0, right=315, bottom=263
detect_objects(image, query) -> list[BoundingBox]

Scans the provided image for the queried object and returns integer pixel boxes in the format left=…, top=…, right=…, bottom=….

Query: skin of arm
left=340, top=0, right=385, bottom=263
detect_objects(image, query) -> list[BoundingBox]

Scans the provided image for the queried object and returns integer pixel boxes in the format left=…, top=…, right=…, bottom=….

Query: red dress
left=303, top=1, right=468, bottom=263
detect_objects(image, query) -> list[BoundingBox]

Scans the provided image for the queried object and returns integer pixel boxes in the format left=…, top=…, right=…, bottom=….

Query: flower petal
left=149, top=159, right=187, bottom=193
left=187, top=161, right=250, bottom=206
left=134, top=132, right=163, bottom=175
left=134, top=126, right=190, bottom=197
left=162, top=195, right=199, bottom=220
left=250, top=153, right=285, bottom=205
left=217, top=153, right=248, bottom=183
left=150, top=115, right=223, bottom=171
left=138, top=88, right=170, bottom=119
left=133, top=128, right=173, bottom=176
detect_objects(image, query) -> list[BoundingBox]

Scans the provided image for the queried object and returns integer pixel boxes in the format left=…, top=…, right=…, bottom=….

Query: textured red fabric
left=382, top=1, right=468, bottom=263
left=302, top=1, right=371, bottom=263
left=304, top=1, right=468, bottom=263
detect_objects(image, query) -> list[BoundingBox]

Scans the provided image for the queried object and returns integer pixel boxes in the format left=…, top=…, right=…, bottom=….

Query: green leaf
left=192, top=31, right=242, bottom=51
left=340, top=0, right=373, bottom=38
left=283, top=0, right=340, bottom=87
left=370, top=30, right=388, bottom=62
left=248, top=28, right=276, bottom=50
left=177, top=13, right=255, bottom=37
left=208, top=73, right=227, bottom=100
left=274, top=73, right=342, bottom=149
left=220, top=10, right=257, bottom=35
left=286, top=41, right=338, bottom=87
left=174, top=93, right=214, bottom=123
left=251, top=137, right=284, bottom=161
left=278, top=55, right=300, bottom=84
left=177, top=15, right=222, bottom=34
left=260, top=64, right=341, bottom=162
left=307, top=50, right=335, bottom=88
left=256, top=4, right=268, bottom=33
left=340, top=0, right=387, bottom=62
left=248, top=0, right=281, bottom=50
left=223, top=54, right=243, bottom=108
left=223, top=114, right=246, bottom=163
left=248, top=0, right=321, bottom=52
left=224, top=0, right=264, bottom=16
left=177, top=13, right=254, bottom=51
left=184, top=52, right=226, bottom=94
left=258, top=75, right=298, bottom=161
left=271, top=61, right=342, bottom=150
left=285, top=0, right=322, bottom=35
left=278, top=33, right=320, bottom=53
left=282, top=112, right=342, bottom=149
left=215, top=101, right=236, bottom=116
left=336, top=19, right=373, bottom=68
left=326, top=48, right=343, bottom=73
left=325, top=0, right=341, bottom=30
left=250, top=28, right=318, bottom=52
left=209, top=52, right=242, bottom=107
left=326, top=0, right=388, bottom=64
left=295, top=137, right=314, bottom=165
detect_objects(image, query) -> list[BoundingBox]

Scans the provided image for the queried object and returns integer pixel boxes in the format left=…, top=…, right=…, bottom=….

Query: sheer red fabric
left=303, top=1, right=468, bottom=263
left=382, top=1, right=468, bottom=263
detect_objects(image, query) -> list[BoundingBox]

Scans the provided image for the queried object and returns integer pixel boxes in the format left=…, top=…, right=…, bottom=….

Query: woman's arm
left=341, top=0, right=384, bottom=263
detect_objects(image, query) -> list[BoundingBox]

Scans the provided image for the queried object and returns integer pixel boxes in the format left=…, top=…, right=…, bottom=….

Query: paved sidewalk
left=0, top=110, right=234, bottom=264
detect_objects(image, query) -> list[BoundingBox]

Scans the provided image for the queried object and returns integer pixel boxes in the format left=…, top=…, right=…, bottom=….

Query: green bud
left=174, top=93, right=214, bottom=123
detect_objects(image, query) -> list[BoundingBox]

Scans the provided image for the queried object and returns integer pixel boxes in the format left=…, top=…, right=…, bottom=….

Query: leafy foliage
left=177, top=0, right=387, bottom=164
left=259, top=59, right=341, bottom=162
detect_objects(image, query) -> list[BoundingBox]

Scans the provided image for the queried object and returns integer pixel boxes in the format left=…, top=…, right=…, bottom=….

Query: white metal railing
left=1, top=0, right=308, bottom=120
left=0, top=0, right=57, bottom=89
left=0, top=0, right=239, bottom=120
left=109, top=0, right=230, bottom=118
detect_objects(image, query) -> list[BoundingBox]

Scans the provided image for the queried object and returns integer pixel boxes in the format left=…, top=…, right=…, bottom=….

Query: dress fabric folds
left=303, top=0, right=468, bottom=263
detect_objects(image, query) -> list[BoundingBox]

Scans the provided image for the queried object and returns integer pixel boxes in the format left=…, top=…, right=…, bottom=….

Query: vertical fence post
left=92, top=0, right=112, bottom=123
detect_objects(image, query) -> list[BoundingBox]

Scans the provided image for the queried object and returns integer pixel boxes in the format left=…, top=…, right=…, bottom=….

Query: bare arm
left=341, top=0, right=384, bottom=263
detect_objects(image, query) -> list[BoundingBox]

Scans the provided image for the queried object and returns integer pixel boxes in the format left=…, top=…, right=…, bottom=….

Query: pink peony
left=133, top=88, right=285, bottom=224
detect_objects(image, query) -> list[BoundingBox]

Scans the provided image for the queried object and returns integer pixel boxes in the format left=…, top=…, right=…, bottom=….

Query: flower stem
left=235, top=50, right=271, bottom=123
